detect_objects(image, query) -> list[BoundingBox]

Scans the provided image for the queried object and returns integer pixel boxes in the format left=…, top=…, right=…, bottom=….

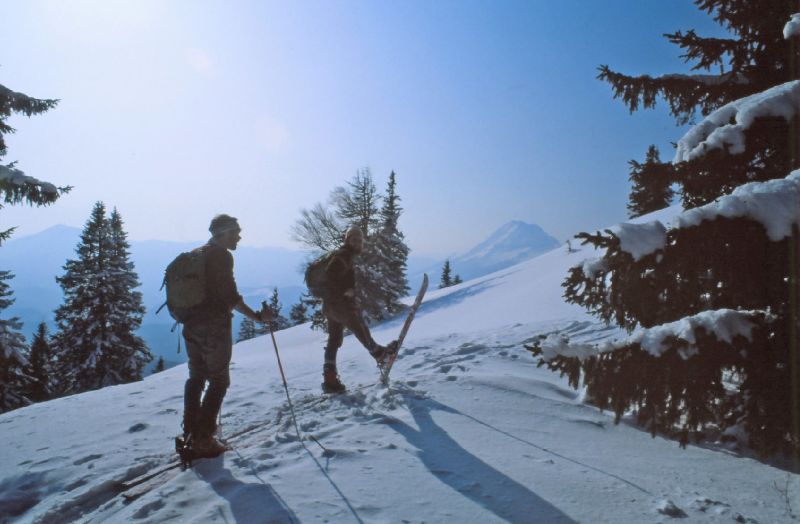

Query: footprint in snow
left=128, top=423, right=148, bottom=433
left=73, top=454, right=103, bottom=466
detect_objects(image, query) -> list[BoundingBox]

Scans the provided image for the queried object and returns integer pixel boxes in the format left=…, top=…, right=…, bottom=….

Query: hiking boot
left=192, top=434, right=228, bottom=459
left=370, top=340, right=399, bottom=367
left=322, top=366, right=347, bottom=394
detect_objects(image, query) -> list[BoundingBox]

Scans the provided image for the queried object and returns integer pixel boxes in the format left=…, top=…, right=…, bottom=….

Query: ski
left=380, top=273, right=428, bottom=384
left=117, top=423, right=262, bottom=503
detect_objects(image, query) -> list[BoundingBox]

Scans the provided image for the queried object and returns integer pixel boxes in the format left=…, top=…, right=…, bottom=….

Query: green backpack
left=161, top=247, right=208, bottom=322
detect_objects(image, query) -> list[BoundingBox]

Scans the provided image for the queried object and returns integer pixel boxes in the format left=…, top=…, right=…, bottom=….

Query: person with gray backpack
left=305, top=225, right=397, bottom=393
left=163, top=214, right=270, bottom=458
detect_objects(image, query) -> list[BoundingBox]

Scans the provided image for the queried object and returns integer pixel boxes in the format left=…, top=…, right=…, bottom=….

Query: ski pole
left=262, top=302, right=328, bottom=454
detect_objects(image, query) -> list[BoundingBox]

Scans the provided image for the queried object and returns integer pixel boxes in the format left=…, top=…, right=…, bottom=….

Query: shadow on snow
left=389, top=389, right=577, bottom=523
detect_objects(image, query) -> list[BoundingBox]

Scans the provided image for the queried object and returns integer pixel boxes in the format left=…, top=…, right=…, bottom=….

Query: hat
left=209, top=214, right=241, bottom=237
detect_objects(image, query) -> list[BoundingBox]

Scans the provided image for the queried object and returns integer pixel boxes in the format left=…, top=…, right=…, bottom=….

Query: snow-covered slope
left=1, top=208, right=797, bottom=523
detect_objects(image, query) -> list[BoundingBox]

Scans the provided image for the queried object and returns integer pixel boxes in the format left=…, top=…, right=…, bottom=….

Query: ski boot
left=191, top=434, right=228, bottom=459
left=371, top=340, right=399, bottom=367
left=322, top=365, right=347, bottom=394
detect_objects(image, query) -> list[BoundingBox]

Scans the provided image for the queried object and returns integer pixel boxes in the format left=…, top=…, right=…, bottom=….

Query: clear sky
left=1, top=0, right=726, bottom=257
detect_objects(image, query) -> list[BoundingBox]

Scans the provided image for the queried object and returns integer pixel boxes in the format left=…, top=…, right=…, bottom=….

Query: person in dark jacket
left=182, top=214, right=270, bottom=457
left=321, top=225, right=396, bottom=393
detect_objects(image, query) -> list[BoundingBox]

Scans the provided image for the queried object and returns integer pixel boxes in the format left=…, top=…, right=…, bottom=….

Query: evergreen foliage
left=373, top=171, right=410, bottom=314
left=289, top=300, right=309, bottom=326
left=52, top=202, right=152, bottom=395
left=453, top=274, right=463, bottom=285
left=0, top=83, right=70, bottom=243
left=530, top=1, right=800, bottom=457
left=27, top=322, right=52, bottom=402
left=265, top=287, right=289, bottom=332
left=627, top=145, right=675, bottom=218
left=237, top=318, right=257, bottom=342
left=292, top=169, right=410, bottom=325
left=0, top=269, right=31, bottom=412
left=598, top=0, right=794, bottom=207
left=154, top=356, right=165, bottom=373
left=439, top=260, right=453, bottom=289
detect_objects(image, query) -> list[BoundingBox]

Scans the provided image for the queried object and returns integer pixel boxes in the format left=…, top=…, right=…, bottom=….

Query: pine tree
left=0, top=83, right=70, bottom=244
left=27, top=322, right=52, bottom=402
left=52, top=202, right=151, bottom=394
left=335, top=169, right=386, bottom=322
left=266, top=287, right=289, bottom=332
left=289, top=301, right=308, bottom=326
left=237, top=318, right=257, bottom=342
left=106, top=208, right=151, bottom=382
left=0, top=270, right=31, bottom=412
left=373, top=171, right=410, bottom=315
left=439, top=260, right=453, bottom=289
left=529, top=2, right=800, bottom=457
left=299, top=292, right=327, bottom=331
left=627, top=145, right=675, bottom=218
left=598, top=0, right=793, bottom=207
left=453, top=274, right=463, bottom=285
left=153, top=356, right=166, bottom=373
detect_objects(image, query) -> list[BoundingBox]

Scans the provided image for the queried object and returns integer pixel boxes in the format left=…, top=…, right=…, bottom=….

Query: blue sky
left=1, top=0, right=726, bottom=257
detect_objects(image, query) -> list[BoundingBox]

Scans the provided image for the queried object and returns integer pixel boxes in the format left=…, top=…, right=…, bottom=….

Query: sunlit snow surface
left=2, top=208, right=798, bottom=523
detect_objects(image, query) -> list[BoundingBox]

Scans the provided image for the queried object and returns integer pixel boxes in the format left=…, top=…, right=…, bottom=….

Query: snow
left=674, top=80, right=800, bottom=162
left=543, top=309, right=763, bottom=361
left=784, top=13, right=800, bottom=39
left=0, top=164, right=59, bottom=195
left=612, top=221, right=667, bottom=261
left=677, top=170, right=800, bottom=242
left=1, top=210, right=798, bottom=523
left=604, top=171, right=800, bottom=261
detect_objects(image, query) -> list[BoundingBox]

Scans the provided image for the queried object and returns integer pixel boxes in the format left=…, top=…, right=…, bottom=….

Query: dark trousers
left=323, top=298, right=377, bottom=367
left=182, top=315, right=232, bottom=438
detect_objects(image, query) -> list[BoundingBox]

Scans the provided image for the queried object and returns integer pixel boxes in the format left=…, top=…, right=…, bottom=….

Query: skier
left=320, top=225, right=396, bottom=393
left=182, top=214, right=270, bottom=457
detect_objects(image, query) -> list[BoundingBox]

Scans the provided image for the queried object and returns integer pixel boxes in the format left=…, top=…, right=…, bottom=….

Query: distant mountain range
left=0, top=220, right=559, bottom=370
left=414, top=221, right=561, bottom=285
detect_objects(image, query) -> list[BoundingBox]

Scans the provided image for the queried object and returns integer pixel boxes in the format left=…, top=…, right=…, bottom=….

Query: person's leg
left=324, top=316, right=344, bottom=369
left=321, top=301, right=347, bottom=392
left=196, top=317, right=232, bottom=438
left=182, top=323, right=209, bottom=438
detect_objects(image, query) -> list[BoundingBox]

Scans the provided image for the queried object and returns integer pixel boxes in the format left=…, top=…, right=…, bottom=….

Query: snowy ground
left=2, top=213, right=799, bottom=523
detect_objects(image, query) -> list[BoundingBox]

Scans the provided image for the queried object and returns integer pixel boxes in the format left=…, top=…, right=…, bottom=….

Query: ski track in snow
left=2, top=231, right=799, bottom=523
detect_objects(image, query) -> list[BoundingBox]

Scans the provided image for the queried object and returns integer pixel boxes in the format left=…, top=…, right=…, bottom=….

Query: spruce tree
left=373, top=171, right=410, bottom=315
left=27, top=322, right=52, bottom=402
left=0, top=83, right=70, bottom=243
left=266, top=287, right=289, bottom=331
left=453, top=274, right=463, bottom=286
left=439, top=260, right=453, bottom=289
left=627, top=145, right=675, bottom=218
left=53, top=202, right=151, bottom=394
left=237, top=318, right=257, bottom=342
left=529, top=2, right=800, bottom=457
left=106, top=208, right=151, bottom=382
left=153, top=356, right=166, bottom=373
left=335, top=169, right=386, bottom=322
left=0, top=269, right=31, bottom=412
left=289, top=301, right=308, bottom=326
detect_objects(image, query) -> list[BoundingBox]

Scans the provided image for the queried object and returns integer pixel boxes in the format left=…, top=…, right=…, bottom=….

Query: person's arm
left=235, top=298, right=271, bottom=324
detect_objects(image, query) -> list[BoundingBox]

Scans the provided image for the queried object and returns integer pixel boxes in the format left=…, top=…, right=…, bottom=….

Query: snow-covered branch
left=674, top=80, right=800, bottom=163
left=0, top=164, right=59, bottom=195
left=583, top=170, right=800, bottom=263
left=541, top=309, right=766, bottom=362
left=784, top=13, right=800, bottom=39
